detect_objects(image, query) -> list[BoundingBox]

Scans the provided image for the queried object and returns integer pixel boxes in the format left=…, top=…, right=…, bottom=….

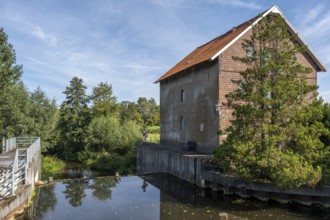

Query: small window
left=180, top=90, right=185, bottom=102
left=180, top=116, right=184, bottom=130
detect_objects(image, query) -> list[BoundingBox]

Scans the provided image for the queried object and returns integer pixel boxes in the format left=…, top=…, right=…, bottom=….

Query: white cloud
left=209, top=0, right=262, bottom=10
left=30, top=25, right=57, bottom=46
left=298, top=5, right=330, bottom=40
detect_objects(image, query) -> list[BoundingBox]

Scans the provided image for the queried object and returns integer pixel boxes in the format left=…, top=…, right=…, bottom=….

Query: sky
left=0, top=0, right=329, bottom=104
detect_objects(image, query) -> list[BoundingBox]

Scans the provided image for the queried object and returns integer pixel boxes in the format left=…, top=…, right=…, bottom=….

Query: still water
left=24, top=174, right=329, bottom=220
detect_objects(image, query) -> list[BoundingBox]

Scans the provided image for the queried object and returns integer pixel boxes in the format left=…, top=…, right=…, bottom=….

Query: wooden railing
left=0, top=137, right=40, bottom=198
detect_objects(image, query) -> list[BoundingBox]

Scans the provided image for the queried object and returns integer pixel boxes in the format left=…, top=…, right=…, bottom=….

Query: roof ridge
left=155, top=5, right=326, bottom=83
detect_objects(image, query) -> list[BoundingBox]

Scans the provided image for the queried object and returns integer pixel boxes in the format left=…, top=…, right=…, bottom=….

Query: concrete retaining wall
left=137, top=143, right=209, bottom=184
left=137, top=143, right=330, bottom=207
left=0, top=185, right=31, bottom=219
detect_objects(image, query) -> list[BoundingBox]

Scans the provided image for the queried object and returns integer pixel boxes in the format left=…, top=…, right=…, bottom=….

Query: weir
left=137, top=143, right=330, bottom=207
left=0, top=137, right=41, bottom=219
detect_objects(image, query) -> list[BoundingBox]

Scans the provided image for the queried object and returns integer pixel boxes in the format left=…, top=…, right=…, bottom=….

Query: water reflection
left=25, top=184, right=57, bottom=219
left=63, top=179, right=88, bottom=207
left=24, top=174, right=329, bottom=220
left=89, top=177, right=118, bottom=201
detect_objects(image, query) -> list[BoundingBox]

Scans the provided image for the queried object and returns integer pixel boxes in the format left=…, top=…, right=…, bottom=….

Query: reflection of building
left=155, top=5, right=327, bottom=153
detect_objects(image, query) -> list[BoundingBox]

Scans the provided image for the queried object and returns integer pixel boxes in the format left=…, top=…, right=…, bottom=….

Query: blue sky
left=0, top=0, right=329, bottom=104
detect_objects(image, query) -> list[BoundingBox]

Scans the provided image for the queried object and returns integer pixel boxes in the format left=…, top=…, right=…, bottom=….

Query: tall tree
left=0, top=82, right=33, bottom=138
left=137, top=97, right=160, bottom=126
left=30, top=87, right=58, bottom=153
left=90, top=82, right=118, bottom=117
left=0, top=28, right=23, bottom=142
left=57, top=77, right=90, bottom=160
left=119, top=101, right=142, bottom=124
left=0, top=28, right=22, bottom=93
left=215, top=13, right=328, bottom=188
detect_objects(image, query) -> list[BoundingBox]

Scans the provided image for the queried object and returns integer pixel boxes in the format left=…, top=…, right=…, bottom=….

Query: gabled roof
left=155, top=5, right=327, bottom=83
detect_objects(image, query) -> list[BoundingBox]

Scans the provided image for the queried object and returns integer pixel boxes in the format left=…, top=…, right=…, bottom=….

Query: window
left=180, top=90, right=185, bottom=102
left=180, top=116, right=184, bottom=130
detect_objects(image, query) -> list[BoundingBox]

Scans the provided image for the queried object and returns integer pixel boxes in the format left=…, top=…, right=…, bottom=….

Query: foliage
left=84, top=116, right=142, bottom=154
left=321, top=103, right=330, bottom=147
left=41, top=156, right=65, bottom=178
left=87, top=151, right=136, bottom=174
left=215, top=13, right=329, bottom=188
left=0, top=28, right=22, bottom=93
left=29, top=87, right=58, bottom=152
left=57, top=77, right=90, bottom=161
left=90, top=82, right=118, bottom=117
left=119, top=101, right=142, bottom=124
left=137, top=97, right=160, bottom=126
left=146, top=126, right=160, bottom=144
left=0, top=83, right=58, bottom=153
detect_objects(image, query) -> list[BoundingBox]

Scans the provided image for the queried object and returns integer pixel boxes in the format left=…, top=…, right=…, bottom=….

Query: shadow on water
left=20, top=173, right=330, bottom=220
left=141, top=174, right=330, bottom=220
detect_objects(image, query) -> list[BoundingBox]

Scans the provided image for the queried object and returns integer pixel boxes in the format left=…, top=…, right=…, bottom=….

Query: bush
left=41, top=156, right=65, bottom=178
left=88, top=151, right=136, bottom=175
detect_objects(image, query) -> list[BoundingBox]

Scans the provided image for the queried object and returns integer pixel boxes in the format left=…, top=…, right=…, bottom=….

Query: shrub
left=41, top=155, right=65, bottom=178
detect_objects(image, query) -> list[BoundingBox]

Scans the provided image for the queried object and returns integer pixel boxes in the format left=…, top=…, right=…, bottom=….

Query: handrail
left=0, top=137, right=40, bottom=197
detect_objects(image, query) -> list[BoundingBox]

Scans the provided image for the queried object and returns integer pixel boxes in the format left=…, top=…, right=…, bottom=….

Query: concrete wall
left=159, top=61, right=220, bottom=153
left=0, top=185, right=31, bottom=219
left=137, top=143, right=210, bottom=185
left=137, top=144, right=330, bottom=207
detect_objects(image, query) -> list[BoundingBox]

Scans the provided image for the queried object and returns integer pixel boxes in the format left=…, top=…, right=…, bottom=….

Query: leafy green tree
left=0, top=82, right=33, bottom=138
left=0, top=28, right=22, bottom=93
left=90, top=82, right=118, bottom=117
left=85, top=116, right=141, bottom=155
left=30, top=87, right=58, bottom=153
left=215, top=13, right=328, bottom=188
left=119, top=101, right=142, bottom=124
left=57, top=77, right=90, bottom=160
left=137, top=97, right=149, bottom=125
left=0, top=28, right=23, bottom=141
left=137, top=97, right=160, bottom=126
left=148, top=98, right=160, bottom=126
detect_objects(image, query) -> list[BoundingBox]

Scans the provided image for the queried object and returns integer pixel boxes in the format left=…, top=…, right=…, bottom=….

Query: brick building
left=155, top=5, right=327, bottom=153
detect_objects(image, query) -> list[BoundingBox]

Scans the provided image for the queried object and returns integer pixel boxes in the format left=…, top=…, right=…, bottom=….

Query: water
left=23, top=174, right=329, bottom=220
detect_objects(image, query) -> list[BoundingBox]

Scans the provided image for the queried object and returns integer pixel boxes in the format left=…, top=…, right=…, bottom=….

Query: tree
left=215, top=13, right=328, bottom=188
left=90, top=82, right=118, bottom=117
left=0, top=82, right=33, bottom=138
left=137, top=97, right=160, bottom=126
left=0, top=28, right=22, bottom=93
left=57, top=77, right=90, bottom=160
left=119, top=101, right=142, bottom=124
left=0, top=28, right=23, bottom=142
left=30, top=87, right=58, bottom=153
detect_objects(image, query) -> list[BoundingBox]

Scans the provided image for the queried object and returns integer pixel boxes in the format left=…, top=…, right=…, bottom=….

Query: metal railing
left=0, top=137, right=40, bottom=198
